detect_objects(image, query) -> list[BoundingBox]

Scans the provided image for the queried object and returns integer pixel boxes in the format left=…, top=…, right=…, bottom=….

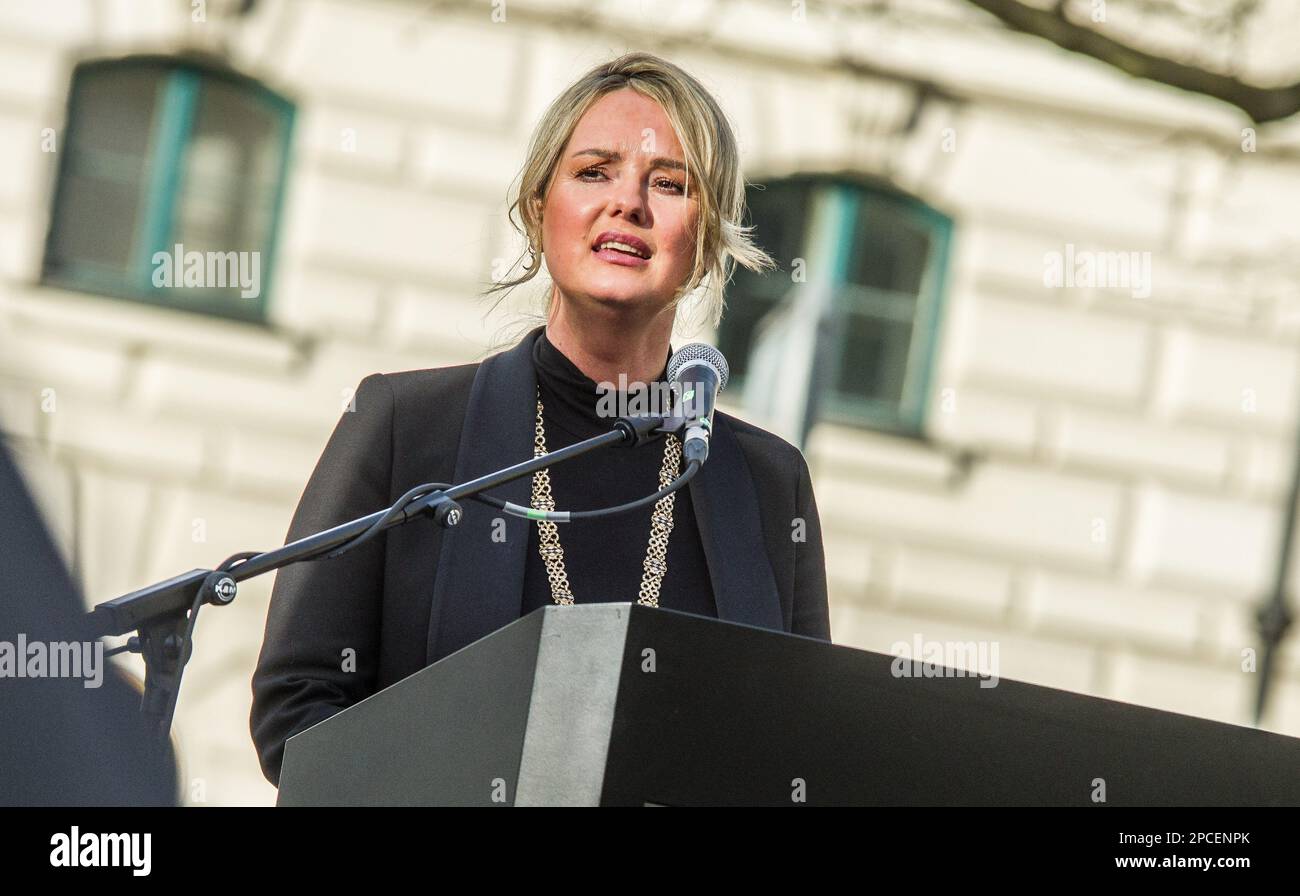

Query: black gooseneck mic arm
left=83, top=410, right=698, bottom=744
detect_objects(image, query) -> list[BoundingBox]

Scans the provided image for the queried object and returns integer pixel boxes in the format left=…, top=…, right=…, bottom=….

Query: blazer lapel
left=426, top=327, right=541, bottom=664
left=687, top=414, right=784, bottom=631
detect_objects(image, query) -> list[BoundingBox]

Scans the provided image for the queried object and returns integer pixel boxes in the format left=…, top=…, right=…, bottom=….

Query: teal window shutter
left=720, top=176, right=953, bottom=444
left=42, top=57, right=295, bottom=323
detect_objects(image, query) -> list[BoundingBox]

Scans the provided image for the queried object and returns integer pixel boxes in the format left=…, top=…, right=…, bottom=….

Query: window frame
left=41, top=55, right=296, bottom=324
left=816, top=184, right=953, bottom=437
left=723, top=175, right=953, bottom=441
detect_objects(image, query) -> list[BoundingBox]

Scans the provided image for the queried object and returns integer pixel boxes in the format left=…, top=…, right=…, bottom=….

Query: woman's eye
left=577, top=168, right=684, bottom=194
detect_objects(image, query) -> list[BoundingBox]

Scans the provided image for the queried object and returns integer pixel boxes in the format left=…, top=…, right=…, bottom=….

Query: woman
left=250, top=52, right=831, bottom=788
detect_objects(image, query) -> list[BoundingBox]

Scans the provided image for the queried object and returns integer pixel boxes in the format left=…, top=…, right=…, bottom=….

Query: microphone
left=667, top=343, right=729, bottom=466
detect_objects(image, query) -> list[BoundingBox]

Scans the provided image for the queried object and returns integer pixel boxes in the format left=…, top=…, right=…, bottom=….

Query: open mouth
left=593, top=239, right=650, bottom=259
left=591, top=232, right=652, bottom=265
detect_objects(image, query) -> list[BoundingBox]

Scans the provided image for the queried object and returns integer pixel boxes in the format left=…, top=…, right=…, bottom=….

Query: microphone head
left=668, top=343, right=729, bottom=392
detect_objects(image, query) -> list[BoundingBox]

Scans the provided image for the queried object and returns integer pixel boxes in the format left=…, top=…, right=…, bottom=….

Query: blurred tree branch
left=962, top=0, right=1300, bottom=122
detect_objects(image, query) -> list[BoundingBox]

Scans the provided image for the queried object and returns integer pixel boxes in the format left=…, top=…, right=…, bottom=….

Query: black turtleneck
left=521, top=330, right=718, bottom=619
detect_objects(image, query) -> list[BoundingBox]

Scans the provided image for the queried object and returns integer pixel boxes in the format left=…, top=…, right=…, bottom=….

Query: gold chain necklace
left=530, top=387, right=681, bottom=607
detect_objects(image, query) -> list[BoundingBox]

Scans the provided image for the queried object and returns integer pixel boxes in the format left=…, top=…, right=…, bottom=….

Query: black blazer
left=250, top=326, right=831, bottom=786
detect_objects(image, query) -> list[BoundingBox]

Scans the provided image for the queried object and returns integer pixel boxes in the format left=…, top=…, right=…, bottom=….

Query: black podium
left=276, top=603, right=1300, bottom=806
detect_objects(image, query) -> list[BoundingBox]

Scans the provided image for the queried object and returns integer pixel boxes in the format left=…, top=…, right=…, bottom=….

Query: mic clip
left=613, top=413, right=689, bottom=447
left=418, top=492, right=463, bottom=528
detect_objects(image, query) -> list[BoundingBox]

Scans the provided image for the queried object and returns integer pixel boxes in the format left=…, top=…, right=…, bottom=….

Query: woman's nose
left=609, top=177, right=648, bottom=224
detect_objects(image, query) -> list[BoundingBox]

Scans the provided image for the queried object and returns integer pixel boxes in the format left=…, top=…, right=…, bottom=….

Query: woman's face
left=540, top=88, right=700, bottom=319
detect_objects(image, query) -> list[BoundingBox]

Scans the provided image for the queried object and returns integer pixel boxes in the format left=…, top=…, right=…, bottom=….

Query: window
left=720, top=176, right=952, bottom=443
left=42, top=57, right=295, bottom=322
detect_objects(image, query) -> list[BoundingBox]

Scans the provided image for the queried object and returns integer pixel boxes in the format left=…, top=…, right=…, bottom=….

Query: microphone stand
left=83, top=412, right=689, bottom=745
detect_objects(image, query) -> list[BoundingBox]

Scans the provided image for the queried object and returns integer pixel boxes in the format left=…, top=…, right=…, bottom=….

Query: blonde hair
left=484, top=51, right=774, bottom=341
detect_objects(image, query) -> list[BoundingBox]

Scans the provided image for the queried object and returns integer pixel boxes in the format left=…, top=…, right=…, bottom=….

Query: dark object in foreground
left=0, top=438, right=176, bottom=806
